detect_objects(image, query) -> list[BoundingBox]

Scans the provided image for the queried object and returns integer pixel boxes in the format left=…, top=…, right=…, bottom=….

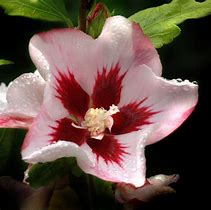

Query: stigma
left=73, top=104, right=119, bottom=140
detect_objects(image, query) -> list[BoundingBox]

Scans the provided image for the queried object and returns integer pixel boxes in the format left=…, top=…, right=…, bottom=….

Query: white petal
left=21, top=106, right=95, bottom=170
left=96, top=16, right=162, bottom=75
left=119, top=66, right=198, bottom=145
left=7, top=73, right=45, bottom=117
left=0, top=83, right=7, bottom=111
left=23, top=140, right=95, bottom=166
left=29, top=28, right=97, bottom=95
left=0, top=72, right=45, bottom=128
left=21, top=106, right=61, bottom=158
left=78, top=130, right=150, bottom=187
left=29, top=45, right=51, bottom=81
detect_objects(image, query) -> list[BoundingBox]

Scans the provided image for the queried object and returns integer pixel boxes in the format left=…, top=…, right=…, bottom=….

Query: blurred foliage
left=0, top=129, right=27, bottom=180
left=0, top=59, right=14, bottom=66
left=0, top=176, right=82, bottom=210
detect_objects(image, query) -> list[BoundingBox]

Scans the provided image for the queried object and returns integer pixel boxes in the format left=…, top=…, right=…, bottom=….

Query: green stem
left=79, top=0, right=88, bottom=32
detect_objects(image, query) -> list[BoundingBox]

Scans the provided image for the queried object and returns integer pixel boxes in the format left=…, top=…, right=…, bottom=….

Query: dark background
left=0, top=0, right=210, bottom=209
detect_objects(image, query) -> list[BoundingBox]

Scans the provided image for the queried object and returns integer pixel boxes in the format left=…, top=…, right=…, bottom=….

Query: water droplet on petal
left=192, top=81, right=198, bottom=85
left=183, top=86, right=189, bottom=91
left=140, top=144, right=144, bottom=149
left=176, top=78, right=183, bottom=82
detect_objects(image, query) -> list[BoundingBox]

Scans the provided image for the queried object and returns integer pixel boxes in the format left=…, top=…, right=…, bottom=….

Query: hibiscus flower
left=1, top=16, right=198, bottom=187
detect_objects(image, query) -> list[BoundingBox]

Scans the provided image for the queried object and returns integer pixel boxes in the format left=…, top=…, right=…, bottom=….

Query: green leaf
left=0, top=0, right=73, bottom=27
left=49, top=186, right=81, bottom=210
left=93, top=177, right=119, bottom=210
left=87, top=2, right=110, bottom=38
left=0, top=128, right=27, bottom=177
left=27, top=157, right=80, bottom=188
left=0, top=59, right=14, bottom=66
left=129, top=0, right=211, bottom=48
left=94, top=178, right=113, bottom=200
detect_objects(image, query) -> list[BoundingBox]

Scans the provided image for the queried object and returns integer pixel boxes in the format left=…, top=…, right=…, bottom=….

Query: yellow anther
left=82, top=104, right=119, bottom=139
